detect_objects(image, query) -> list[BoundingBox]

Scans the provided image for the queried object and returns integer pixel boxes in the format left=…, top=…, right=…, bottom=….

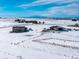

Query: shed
left=68, top=24, right=79, bottom=27
left=11, top=26, right=28, bottom=33
left=50, top=26, right=64, bottom=31
left=42, top=26, right=70, bottom=32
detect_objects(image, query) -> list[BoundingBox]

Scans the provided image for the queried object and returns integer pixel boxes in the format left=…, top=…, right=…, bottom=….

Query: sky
left=0, top=0, right=79, bottom=18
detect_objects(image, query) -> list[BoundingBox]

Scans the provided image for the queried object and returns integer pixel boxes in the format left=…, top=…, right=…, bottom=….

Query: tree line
left=15, top=19, right=45, bottom=24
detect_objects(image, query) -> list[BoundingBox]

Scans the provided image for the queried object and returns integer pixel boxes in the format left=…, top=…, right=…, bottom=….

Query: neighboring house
left=10, top=26, right=29, bottom=33
left=68, top=24, right=79, bottom=27
left=50, top=26, right=67, bottom=31
left=72, top=19, right=78, bottom=21
left=42, top=26, right=71, bottom=32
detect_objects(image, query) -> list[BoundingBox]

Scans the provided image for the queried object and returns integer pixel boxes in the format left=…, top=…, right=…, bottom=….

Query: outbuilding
left=42, top=26, right=71, bottom=32
left=11, top=26, right=29, bottom=33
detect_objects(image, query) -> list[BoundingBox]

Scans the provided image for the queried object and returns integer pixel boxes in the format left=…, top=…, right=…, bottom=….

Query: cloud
left=17, top=0, right=79, bottom=18
left=36, top=3, right=79, bottom=17
left=19, top=0, right=75, bottom=8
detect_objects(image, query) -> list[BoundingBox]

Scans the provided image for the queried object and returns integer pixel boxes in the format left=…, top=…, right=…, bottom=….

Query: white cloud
left=18, top=0, right=79, bottom=17
left=22, top=3, right=79, bottom=18
left=19, top=0, right=75, bottom=8
left=39, top=3, right=79, bottom=17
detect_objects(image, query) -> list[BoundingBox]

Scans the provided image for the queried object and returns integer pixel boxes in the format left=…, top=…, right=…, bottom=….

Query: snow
left=0, top=19, right=79, bottom=59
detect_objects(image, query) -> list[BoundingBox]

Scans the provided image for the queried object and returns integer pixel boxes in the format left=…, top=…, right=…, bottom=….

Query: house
left=68, top=24, right=79, bottom=27
left=10, top=26, right=29, bottom=33
left=49, top=26, right=68, bottom=31
left=42, top=26, right=71, bottom=32
left=72, top=19, right=77, bottom=21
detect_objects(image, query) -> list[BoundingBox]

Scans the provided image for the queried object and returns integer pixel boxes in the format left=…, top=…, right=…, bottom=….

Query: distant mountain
left=21, top=15, right=48, bottom=18
left=21, top=16, right=79, bottom=20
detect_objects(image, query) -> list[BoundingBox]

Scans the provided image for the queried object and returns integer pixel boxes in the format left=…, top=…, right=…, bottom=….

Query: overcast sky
left=0, top=0, right=79, bottom=18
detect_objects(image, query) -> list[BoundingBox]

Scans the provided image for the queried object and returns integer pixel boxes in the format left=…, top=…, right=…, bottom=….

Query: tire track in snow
left=33, top=40, right=79, bottom=50
left=39, top=37, right=79, bottom=43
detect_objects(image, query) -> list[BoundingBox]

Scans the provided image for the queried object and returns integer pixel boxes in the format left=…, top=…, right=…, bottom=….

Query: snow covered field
left=0, top=19, right=79, bottom=59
